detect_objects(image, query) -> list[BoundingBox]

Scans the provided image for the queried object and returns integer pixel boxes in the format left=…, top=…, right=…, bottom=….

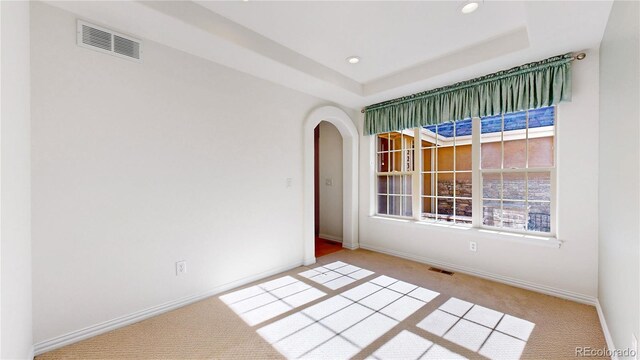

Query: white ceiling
left=198, top=1, right=528, bottom=84
left=47, top=1, right=613, bottom=109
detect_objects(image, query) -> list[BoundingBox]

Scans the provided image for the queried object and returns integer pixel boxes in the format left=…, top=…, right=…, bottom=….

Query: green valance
left=363, top=53, right=573, bottom=135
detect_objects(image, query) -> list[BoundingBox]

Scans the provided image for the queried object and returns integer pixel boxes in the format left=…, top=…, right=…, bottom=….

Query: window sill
left=367, top=215, right=562, bottom=248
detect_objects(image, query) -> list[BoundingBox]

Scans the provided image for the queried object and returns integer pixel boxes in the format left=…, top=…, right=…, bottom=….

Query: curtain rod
left=360, top=52, right=587, bottom=114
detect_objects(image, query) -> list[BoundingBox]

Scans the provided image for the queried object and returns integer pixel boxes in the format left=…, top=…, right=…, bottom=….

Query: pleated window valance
left=363, top=53, right=573, bottom=135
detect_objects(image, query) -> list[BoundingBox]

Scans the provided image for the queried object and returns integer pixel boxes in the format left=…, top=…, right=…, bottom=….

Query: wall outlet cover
left=469, top=241, right=477, bottom=252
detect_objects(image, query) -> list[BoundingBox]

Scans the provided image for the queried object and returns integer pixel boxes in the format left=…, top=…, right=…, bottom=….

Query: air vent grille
left=82, top=25, right=111, bottom=51
left=428, top=267, right=454, bottom=276
left=114, top=35, right=140, bottom=59
left=77, top=20, right=142, bottom=62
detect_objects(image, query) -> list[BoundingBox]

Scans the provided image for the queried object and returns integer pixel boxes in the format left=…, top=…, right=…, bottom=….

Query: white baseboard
left=318, top=233, right=342, bottom=243
left=360, top=243, right=597, bottom=305
left=342, top=242, right=360, bottom=250
left=596, top=300, right=618, bottom=360
left=304, top=257, right=317, bottom=266
left=33, top=260, right=303, bottom=356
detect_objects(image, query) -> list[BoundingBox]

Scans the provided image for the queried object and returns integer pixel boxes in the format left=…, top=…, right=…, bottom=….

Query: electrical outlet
left=325, top=178, right=333, bottom=186
left=176, top=261, right=187, bottom=276
left=469, top=241, right=477, bottom=252
left=286, top=178, right=292, bottom=188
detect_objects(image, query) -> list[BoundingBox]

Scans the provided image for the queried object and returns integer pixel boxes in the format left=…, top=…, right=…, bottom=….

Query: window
left=374, top=107, right=556, bottom=235
left=376, top=130, right=415, bottom=217
left=421, top=121, right=472, bottom=224
left=480, top=107, right=555, bottom=233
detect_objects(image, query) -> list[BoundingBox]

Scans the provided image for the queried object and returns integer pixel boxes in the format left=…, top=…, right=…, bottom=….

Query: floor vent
left=77, top=20, right=142, bottom=62
left=429, top=267, right=454, bottom=276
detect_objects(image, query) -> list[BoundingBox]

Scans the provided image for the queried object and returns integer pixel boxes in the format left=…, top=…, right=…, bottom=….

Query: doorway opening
left=303, top=106, right=358, bottom=265
left=314, top=122, right=344, bottom=258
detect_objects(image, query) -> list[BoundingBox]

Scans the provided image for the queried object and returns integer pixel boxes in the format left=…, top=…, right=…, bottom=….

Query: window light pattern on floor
left=299, top=261, right=375, bottom=290
left=369, top=330, right=466, bottom=360
left=219, top=275, right=326, bottom=326
left=257, top=275, right=440, bottom=359
left=417, top=297, right=535, bottom=360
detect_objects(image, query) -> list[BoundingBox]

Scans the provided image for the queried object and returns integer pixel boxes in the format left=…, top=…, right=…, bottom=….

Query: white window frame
left=373, top=107, right=557, bottom=237
left=375, top=130, right=415, bottom=218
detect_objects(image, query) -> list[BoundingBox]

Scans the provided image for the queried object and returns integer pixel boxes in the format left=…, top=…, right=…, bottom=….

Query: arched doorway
left=303, top=106, right=359, bottom=265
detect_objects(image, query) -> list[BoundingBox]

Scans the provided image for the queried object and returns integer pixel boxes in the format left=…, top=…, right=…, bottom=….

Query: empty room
left=1, top=0, right=639, bottom=359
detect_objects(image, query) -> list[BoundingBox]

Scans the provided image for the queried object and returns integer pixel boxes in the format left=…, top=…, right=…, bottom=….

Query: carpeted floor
left=36, top=249, right=606, bottom=359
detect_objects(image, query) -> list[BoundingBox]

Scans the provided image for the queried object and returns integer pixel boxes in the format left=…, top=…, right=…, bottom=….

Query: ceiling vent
left=77, top=20, right=142, bottom=62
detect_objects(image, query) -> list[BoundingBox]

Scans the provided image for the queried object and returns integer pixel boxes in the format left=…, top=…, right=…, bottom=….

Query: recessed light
left=346, top=56, right=360, bottom=64
left=461, top=1, right=479, bottom=14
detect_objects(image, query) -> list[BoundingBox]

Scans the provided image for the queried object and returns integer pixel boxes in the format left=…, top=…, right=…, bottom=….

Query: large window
left=480, top=107, right=555, bottom=233
left=374, top=107, right=556, bottom=235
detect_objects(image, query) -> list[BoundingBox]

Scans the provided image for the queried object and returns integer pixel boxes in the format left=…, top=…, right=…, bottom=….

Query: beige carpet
left=37, top=249, right=606, bottom=359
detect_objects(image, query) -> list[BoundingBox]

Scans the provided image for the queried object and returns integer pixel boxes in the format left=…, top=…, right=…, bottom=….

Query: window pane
left=422, top=138, right=435, bottom=148
left=456, top=199, right=472, bottom=220
left=422, top=148, right=433, bottom=171
left=438, top=146, right=454, bottom=171
left=483, top=200, right=501, bottom=227
left=456, top=144, right=472, bottom=171
left=528, top=202, right=551, bottom=232
left=403, top=133, right=415, bottom=150
left=528, top=172, right=551, bottom=201
left=455, top=119, right=472, bottom=137
left=389, top=176, right=402, bottom=194
left=436, top=122, right=455, bottom=139
left=422, top=196, right=435, bottom=217
left=502, top=201, right=527, bottom=230
left=422, top=173, right=433, bottom=196
left=403, top=175, right=412, bottom=194
left=390, top=151, right=402, bottom=171
left=377, top=134, right=390, bottom=152
left=503, top=172, right=526, bottom=200
left=377, top=195, right=388, bottom=214
left=481, top=142, right=501, bottom=169
left=456, top=172, right=472, bottom=198
left=437, top=173, right=454, bottom=197
left=482, top=173, right=501, bottom=199
left=402, top=196, right=413, bottom=217
left=528, top=136, right=554, bottom=168
left=390, top=132, right=402, bottom=151
left=503, top=111, right=527, bottom=132
left=389, top=196, right=401, bottom=216
left=402, top=148, right=414, bottom=172
left=378, top=153, right=389, bottom=172
left=377, top=176, right=388, bottom=194
left=504, top=139, right=526, bottom=169
left=528, top=107, right=555, bottom=129
left=437, top=198, right=454, bottom=222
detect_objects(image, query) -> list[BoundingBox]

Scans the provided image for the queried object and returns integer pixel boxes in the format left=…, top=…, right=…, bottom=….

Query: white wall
left=1, top=1, right=34, bottom=359
left=598, top=0, right=640, bottom=355
left=30, top=2, right=340, bottom=345
left=358, top=49, right=601, bottom=302
left=318, top=121, right=343, bottom=241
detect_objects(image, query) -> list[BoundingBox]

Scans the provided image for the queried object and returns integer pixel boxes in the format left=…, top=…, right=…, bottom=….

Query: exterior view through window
left=375, top=106, right=556, bottom=235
